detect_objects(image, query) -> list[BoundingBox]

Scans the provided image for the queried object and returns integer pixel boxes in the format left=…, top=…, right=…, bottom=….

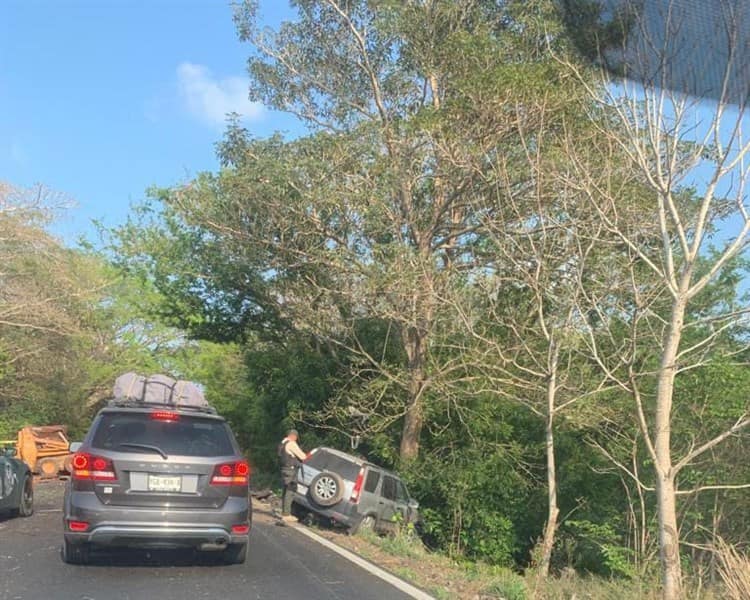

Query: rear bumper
left=63, top=490, right=250, bottom=548
left=291, top=492, right=360, bottom=528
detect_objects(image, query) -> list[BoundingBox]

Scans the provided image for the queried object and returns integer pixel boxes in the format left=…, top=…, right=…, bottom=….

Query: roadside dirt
left=253, top=495, right=494, bottom=599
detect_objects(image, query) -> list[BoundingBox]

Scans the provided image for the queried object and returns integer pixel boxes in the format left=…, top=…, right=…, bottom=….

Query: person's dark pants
left=281, top=480, right=296, bottom=515
left=281, top=467, right=296, bottom=515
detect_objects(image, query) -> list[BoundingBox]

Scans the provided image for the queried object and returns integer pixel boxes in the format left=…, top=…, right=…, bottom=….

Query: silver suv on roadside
left=62, top=401, right=251, bottom=565
left=291, top=447, right=419, bottom=534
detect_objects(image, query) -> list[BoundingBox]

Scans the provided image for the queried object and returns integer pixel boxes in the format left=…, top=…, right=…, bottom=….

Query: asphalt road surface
left=0, top=481, right=416, bottom=600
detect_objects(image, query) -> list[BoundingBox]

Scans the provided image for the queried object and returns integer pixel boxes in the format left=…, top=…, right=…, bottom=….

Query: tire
left=222, top=543, right=247, bottom=565
left=309, top=471, right=345, bottom=507
left=61, top=539, right=90, bottom=565
left=37, top=458, right=59, bottom=479
left=8, top=475, right=33, bottom=518
left=351, top=514, right=376, bottom=535
left=18, top=475, right=33, bottom=517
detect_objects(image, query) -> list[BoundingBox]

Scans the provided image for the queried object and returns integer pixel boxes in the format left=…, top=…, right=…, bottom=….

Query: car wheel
left=18, top=475, right=33, bottom=517
left=351, top=514, right=376, bottom=535
left=8, top=475, right=33, bottom=518
left=309, top=471, right=345, bottom=507
left=222, top=543, right=247, bottom=565
left=61, top=539, right=90, bottom=565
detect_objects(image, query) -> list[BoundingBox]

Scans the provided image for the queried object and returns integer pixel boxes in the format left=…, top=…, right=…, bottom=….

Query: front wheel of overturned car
left=61, top=539, right=90, bottom=565
left=309, top=471, right=345, bottom=507
left=222, top=543, right=247, bottom=565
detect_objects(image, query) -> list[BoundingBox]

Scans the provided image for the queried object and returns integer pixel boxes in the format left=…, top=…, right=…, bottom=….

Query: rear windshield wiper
left=116, top=443, right=169, bottom=460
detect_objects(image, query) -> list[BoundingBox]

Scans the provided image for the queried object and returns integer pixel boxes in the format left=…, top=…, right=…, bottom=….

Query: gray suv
left=62, top=401, right=251, bottom=565
left=291, top=447, right=419, bottom=534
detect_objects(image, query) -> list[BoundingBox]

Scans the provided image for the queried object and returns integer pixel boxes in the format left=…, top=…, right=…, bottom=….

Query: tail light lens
left=211, top=461, right=250, bottom=486
left=68, top=520, right=90, bottom=532
left=350, top=467, right=365, bottom=503
left=72, top=453, right=117, bottom=481
left=231, top=523, right=250, bottom=534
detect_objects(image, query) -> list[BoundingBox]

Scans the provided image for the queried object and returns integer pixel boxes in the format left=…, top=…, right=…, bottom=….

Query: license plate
left=296, top=483, right=308, bottom=494
left=148, top=474, right=182, bottom=492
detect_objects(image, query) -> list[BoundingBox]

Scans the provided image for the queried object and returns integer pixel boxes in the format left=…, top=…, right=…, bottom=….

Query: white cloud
left=176, top=62, right=264, bottom=127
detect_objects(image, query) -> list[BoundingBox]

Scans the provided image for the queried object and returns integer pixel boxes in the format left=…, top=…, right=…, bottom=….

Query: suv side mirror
left=69, top=442, right=82, bottom=453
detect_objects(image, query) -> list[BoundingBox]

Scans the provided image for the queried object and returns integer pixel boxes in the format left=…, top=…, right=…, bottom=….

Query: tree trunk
left=400, top=325, right=427, bottom=461
left=537, top=348, right=559, bottom=581
left=654, top=298, right=686, bottom=600
left=656, top=474, right=681, bottom=600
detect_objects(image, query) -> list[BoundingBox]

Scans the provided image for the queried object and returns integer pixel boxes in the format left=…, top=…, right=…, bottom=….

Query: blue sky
left=0, top=0, right=301, bottom=243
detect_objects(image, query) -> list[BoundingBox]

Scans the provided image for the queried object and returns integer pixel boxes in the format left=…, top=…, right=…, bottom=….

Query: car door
left=0, top=455, right=19, bottom=510
left=394, top=479, right=411, bottom=522
left=357, top=467, right=382, bottom=516
left=377, top=475, right=400, bottom=533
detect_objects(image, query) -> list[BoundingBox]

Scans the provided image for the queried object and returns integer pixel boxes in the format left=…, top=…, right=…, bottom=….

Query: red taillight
left=211, top=461, right=250, bottom=486
left=350, top=467, right=365, bottom=503
left=150, top=411, right=180, bottom=421
left=72, top=453, right=117, bottom=481
left=68, top=521, right=89, bottom=532
left=72, top=453, right=89, bottom=470
left=231, top=523, right=250, bottom=535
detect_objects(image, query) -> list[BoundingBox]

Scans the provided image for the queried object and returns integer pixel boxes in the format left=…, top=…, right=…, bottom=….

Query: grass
left=346, top=524, right=733, bottom=600
left=716, top=538, right=750, bottom=600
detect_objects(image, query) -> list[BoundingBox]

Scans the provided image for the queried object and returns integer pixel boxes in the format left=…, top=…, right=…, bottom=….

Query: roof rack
left=106, top=398, right=218, bottom=415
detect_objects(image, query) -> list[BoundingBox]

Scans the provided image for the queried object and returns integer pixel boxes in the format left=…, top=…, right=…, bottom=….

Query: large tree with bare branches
left=560, top=1, right=750, bottom=594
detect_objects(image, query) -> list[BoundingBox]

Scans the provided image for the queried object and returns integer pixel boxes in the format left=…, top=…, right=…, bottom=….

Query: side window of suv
left=381, top=475, right=397, bottom=501
left=364, top=469, right=380, bottom=493
left=395, top=480, right=409, bottom=503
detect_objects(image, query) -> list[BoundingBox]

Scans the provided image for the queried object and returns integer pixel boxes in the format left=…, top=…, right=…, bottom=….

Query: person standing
left=278, top=429, right=306, bottom=521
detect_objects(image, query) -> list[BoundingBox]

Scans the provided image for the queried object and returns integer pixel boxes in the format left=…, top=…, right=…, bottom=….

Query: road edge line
left=289, top=524, right=435, bottom=600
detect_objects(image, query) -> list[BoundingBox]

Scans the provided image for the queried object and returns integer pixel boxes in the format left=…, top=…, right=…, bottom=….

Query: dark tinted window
left=381, top=475, right=397, bottom=501
left=364, top=469, right=380, bottom=493
left=305, top=450, right=360, bottom=481
left=91, top=412, right=235, bottom=457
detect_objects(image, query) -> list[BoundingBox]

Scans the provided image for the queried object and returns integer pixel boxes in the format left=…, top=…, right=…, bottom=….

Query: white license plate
left=296, top=483, right=308, bottom=494
left=148, top=474, right=182, bottom=492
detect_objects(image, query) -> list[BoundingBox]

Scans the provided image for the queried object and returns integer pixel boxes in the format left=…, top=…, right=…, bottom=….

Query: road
left=0, top=481, right=416, bottom=600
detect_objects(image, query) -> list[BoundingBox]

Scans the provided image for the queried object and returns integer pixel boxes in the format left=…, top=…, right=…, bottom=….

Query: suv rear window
left=91, top=412, right=235, bottom=457
left=306, top=450, right=360, bottom=481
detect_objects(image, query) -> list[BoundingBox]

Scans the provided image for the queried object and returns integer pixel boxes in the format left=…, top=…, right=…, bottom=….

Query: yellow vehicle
left=13, top=426, right=72, bottom=479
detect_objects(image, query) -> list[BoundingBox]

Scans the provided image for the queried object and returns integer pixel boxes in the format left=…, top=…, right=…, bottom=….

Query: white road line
left=289, top=524, right=435, bottom=600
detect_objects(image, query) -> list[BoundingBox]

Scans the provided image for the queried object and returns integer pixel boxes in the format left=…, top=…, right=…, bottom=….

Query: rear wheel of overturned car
left=351, top=514, right=376, bottom=535
left=222, top=543, right=247, bottom=565
left=61, top=539, right=90, bottom=565
left=309, top=472, right=345, bottom=507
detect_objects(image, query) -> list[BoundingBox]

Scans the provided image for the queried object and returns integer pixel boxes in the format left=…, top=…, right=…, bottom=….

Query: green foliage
left=561, top=520, right=635, bottom=579
left=484, top=571, right=529, bottom=600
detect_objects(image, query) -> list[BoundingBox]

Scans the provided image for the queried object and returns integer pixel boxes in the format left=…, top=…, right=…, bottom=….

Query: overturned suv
left=62, top=400, right=251, bottom=565
left=291, top=447, right=419, bottom=534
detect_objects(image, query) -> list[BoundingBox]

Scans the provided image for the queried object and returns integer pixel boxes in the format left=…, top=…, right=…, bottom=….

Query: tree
left=116, top=0, right=582, bottom=461
left=560, top=2, right=750, bottom=594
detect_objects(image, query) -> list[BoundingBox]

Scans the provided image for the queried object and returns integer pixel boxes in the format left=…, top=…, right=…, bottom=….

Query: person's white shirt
left=283, top=438, right=306, bottom=461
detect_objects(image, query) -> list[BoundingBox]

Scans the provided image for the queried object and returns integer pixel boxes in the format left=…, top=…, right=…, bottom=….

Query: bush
left=484, top=569, right=528, bottom=600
